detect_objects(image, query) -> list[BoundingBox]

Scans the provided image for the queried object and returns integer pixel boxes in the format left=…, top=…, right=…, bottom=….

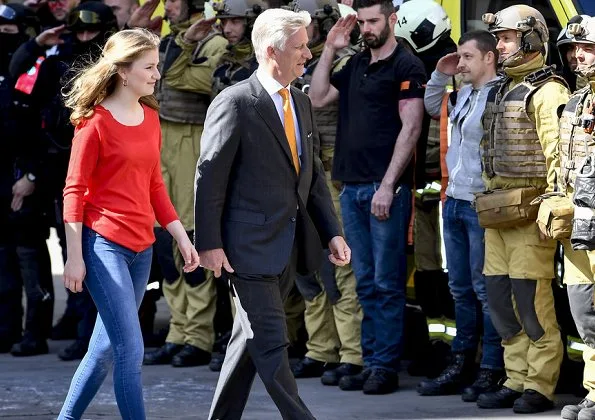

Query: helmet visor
left=67, top=10, right=101, bottom=28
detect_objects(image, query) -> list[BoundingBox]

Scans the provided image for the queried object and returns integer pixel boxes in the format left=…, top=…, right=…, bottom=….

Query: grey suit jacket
left=194, top=72, right=341, bottom=276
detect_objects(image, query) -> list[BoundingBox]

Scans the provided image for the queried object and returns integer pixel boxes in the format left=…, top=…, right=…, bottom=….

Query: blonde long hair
left=64, top=28, right=161, bottom=126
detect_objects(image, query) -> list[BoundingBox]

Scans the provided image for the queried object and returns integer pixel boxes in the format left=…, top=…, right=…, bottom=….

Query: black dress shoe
left=363, top=368, right=399, bottom=395
left=171, top=344, right=211, bottom=367
left=58, top=339, right=89, bottom=361
left=10, top=339, right=48, bottom=357
left=461, top=368, right=504, bottom=402
left=562, top=398, right=595, bottom=420
left=417, top=353, right=476, bottom=396
left=477, top=386, right=523, bottom=409
left=339, top=368, right=373, bottom=391
left=321, top=363, right=363, bottom=386
left=143, top=342, right=183, bottom=365
left=209, top=352, right=225, bottom=372
left=513, top=389, right=553, bottom=414
left=292, top=357, right=326, bottom=378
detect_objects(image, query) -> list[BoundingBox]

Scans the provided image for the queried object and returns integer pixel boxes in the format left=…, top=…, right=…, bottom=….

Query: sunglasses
left=0, top=5, right=17, bottom=21
left=67, top=10, right=101, bottom=27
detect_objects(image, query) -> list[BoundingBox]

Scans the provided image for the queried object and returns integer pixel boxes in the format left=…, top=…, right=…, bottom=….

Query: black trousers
left=0, top=242, right=54, bottom=342
left=208, top=249, right=315, bottom=420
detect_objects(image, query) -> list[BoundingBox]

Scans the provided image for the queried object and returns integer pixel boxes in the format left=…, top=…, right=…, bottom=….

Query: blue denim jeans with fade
left=59, top=227, right=152, bottom=420
left=443, top=198, right=503, bottom=369
left=340, top=182, right=411, bottom=373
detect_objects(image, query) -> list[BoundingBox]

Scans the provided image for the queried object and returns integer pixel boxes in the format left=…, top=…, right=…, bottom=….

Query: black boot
left=58, top=339, right=89, bottom=361
left=417, top=353, right=475, bottom=396
left=292, top=357, right=327, bottom=378
left=562, top=398, right=595, bottom=420
left=321, top=363, right=362, bottom=386
left=513, top=389, right=553, bottom=414
left=10, top=337, right=48, bottom=357
left=477, top=386, right=522, bottom=409
left=143, top=342, right=183, bottom=365
left=171, top=344, right=211, bottom=367
left=461, top=368, right=504, bottom=402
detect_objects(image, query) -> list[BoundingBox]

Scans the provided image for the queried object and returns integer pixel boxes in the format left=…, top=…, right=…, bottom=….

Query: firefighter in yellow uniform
left=286, top=0, right=364, bottom=386
left=557, top=16, right=595, bottom=420
left=143, top=0, right=228, bottom=367
left=476, top=5, right=570, bottom=413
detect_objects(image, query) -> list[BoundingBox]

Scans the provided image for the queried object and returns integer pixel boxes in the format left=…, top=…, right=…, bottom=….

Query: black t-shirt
left=330, top=42, right=426, bottom=184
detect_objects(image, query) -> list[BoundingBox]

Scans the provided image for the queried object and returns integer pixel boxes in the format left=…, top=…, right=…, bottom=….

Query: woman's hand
left=177, top=236, right=200, bottom=272
left=64, top=257, right=86, bottom=293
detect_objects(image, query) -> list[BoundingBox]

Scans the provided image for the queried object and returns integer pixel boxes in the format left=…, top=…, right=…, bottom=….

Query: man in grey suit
left=194, top=8, right=352, bottom=420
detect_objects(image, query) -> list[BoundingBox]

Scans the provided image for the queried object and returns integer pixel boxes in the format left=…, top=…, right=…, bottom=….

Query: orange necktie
left=278, top=88, right=300, bottom=174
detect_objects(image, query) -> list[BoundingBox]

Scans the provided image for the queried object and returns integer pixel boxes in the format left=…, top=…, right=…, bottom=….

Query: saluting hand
left=35, top=25, right=65, bottom=47
left=325, top=14, right=357, bottom=51
left=328, top=236, right=351, bottom=266
left=199, top=248, right=234, bottom=278
left=436, top=52, right=461, bottom=76
left=183, top=17, right=217, bottom=43
left=127, top=0, right=163, bottom=34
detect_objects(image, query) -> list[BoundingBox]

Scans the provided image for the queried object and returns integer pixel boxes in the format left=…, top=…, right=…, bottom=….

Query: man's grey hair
left=252, top=8, right=312, bottom=64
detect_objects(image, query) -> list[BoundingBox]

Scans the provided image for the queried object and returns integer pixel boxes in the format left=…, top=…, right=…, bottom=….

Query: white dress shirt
left=256, top=68, right=303, bottom=161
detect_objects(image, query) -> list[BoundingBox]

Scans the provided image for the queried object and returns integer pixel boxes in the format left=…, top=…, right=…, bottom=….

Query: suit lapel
left=251, top=75, right=295, bottom=170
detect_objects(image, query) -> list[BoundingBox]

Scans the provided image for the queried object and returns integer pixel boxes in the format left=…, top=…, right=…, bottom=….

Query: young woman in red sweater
left=57, top=28, right=199, bottom=420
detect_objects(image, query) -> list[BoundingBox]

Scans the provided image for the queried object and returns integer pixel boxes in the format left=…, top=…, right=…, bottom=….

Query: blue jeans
left=443, top=198, right=503, bottom=370
left=59, top=227, right=152, bottom=420
left=340, top=182, right=411, bottom=373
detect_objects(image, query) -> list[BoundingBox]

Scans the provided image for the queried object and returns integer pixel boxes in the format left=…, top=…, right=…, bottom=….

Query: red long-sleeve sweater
left=63, top=104, right=178, bottom=252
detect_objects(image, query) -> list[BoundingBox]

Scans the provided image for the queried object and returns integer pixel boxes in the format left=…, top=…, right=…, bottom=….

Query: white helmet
left=557, top=15, right=590, bottom=48
left=393, top=0, right=451, bottom=53
left=338, top=2, right=355, bottom=17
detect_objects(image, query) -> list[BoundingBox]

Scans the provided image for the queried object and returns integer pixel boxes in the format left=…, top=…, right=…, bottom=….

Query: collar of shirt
left=256, top=68, right=302, bottom=159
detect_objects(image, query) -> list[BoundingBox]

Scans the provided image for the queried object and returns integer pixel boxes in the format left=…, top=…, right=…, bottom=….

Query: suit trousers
left=208, top=249, right=315, bottom=420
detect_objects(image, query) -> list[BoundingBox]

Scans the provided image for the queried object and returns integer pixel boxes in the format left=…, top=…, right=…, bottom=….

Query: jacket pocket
left=226, top=208, right=266, bottom=225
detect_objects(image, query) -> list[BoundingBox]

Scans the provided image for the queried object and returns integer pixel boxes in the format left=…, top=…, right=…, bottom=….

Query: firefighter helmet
left=393, top=0, right=451, bottom=53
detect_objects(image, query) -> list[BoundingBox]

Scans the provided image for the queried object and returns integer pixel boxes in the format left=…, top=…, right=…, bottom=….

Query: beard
left=363, top=22, right=391, bottom=49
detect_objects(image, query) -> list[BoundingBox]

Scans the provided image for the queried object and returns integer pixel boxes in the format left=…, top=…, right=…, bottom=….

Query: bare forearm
left=381, top=125, right=420, bottom=189
left=65, top=222, right=83, bottom=260
left=166, top=219, right=189, bottom=244
left=309, top=45, right=337, bottom=107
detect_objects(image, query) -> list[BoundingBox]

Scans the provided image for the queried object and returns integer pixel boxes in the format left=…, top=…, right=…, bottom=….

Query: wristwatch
left=26, top=173, right=36, bottom=182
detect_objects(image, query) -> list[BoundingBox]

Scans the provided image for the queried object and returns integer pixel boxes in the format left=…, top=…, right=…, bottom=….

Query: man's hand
left=371, top=184, right=394, bottom=220
left=436, top=52, right=460, bottom=76
left=127, top=0, right=163, bottom=33
left=199, top=248, right=234, bottom=278
left=328, top=236, right=351, bottom=266
left=35, top=25, right=66, bottom=47
left=11, top=176, right=35, bottom=212
left=325, top=14, right=357, bottom=50
left=183, top=17, right=217, bottom=43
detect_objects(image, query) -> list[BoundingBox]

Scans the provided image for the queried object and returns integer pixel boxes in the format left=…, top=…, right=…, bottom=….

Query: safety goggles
left=67, top=10, right=101, bottom=28
left=0, top=5, right=17, bottom=21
